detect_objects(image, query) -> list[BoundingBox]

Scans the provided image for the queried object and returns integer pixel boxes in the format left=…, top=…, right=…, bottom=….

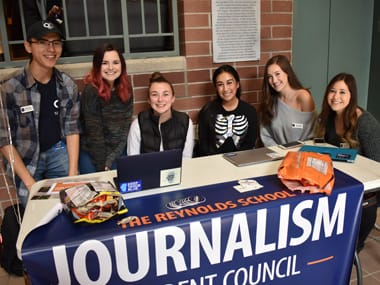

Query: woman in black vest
left=127, top=72, right=194, bottom=158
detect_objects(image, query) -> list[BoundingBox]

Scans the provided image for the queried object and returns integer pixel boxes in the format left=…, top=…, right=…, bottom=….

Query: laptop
left=116, top=149, right=183, bottom=194
left=223, top=147, right=284, bottom=167
left=299, top=145, right=358, bottom=163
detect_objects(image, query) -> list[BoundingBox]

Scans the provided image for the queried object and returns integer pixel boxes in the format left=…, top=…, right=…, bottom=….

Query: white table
left=16, top=143, right=380, bottom=260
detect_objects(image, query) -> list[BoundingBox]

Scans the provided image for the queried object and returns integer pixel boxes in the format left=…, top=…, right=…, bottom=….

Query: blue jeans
left=79, top=150, right=121, bottom=174
left=34, top=141, right=69, bottom=181
left=79, top=150, right=97, bottom=174
left=17, top=141, right=69, bottom=206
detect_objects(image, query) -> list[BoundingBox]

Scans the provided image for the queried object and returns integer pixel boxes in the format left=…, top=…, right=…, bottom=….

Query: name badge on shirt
left=20, top=105, right=34, bottom=114
left=291, top=122, right=303, bottom=129
left=340, top=142, right=350, bottom=148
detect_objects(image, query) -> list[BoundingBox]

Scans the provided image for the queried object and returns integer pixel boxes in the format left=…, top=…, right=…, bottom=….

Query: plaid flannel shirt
left=0, top=63, right=81, bottom=191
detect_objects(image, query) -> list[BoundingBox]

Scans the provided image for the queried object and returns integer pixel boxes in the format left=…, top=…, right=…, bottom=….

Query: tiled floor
left=1, top=210, right=380, bottom=285
left=350, top=209, right=380, bottom=285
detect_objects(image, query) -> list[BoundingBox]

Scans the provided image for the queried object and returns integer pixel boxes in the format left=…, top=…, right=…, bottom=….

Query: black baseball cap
left=27, top=20, right=64, bottom=40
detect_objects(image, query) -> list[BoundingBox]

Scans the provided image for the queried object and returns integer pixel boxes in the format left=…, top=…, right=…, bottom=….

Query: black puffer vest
left=138, top=109, right=189, bottom=153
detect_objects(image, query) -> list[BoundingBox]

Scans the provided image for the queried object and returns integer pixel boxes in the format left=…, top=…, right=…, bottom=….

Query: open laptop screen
left=116, top=149, right=183, bottom=193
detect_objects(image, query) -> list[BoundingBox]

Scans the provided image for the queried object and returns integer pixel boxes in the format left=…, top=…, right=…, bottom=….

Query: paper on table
left=17, top=197, right=62, bottom=259
left=36, top=201, right=63, bottom=227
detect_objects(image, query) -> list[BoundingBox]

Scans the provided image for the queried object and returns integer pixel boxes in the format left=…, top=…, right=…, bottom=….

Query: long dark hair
left=315, top=72, right=359, bottom=147
left=84, top=43, right=131, bottom=102
left=259, top=55, right=307, bottom=125
left=212, top=65, right=241, bottom=100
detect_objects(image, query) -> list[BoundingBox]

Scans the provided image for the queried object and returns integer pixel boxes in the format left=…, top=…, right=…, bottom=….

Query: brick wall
left=124, top=0, right=293, bottom=123
left=0, top=0, right=293, bottom=217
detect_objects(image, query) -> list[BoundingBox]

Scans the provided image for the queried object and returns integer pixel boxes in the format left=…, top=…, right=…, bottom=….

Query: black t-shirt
left=37, top=75, right=61, bottom=151
left=198, top=99, right=259, bottom=156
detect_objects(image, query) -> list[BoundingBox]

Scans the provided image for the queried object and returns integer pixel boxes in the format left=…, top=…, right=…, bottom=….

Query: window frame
left=0, top=0, right=179, bottom=68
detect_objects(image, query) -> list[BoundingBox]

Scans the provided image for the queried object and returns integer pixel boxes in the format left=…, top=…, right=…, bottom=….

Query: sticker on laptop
left=160, top=167, right=181, bottom=187
left=119, top=180, right=143, bottom=193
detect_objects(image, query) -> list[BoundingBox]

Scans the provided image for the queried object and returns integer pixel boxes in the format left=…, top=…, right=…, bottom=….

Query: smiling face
left=100, top=50, right=122, bottom=88
left=327, top=80, right=351, bottom=114
left=266, top=64, right=289, bottom=92
left=215, top=71, right=240, bottom=104
left=148, top=82, right=175, bottom=119
left=25, top=32, right=62, bottom=70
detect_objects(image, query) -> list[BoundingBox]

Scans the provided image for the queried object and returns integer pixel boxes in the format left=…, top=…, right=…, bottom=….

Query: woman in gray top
left=259, top=55, right=317, bottom=146
left=315, top=72, right=380, bottom=251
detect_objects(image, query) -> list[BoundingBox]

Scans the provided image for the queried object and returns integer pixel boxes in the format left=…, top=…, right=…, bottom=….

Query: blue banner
left=22, top=169, right=363, bottom=285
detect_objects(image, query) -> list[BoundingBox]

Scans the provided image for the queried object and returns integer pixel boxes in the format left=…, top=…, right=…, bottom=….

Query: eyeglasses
left=29, top=39, right=63, bottom=48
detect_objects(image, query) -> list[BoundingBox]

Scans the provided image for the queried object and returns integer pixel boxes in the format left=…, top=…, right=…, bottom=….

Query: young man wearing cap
left=0, top=20, right=81, bottom=207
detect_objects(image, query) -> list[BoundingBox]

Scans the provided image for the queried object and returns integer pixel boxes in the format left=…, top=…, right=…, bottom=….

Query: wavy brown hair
left=259, top=55, right=307, bottom=125
left=315, top=73, right=359, bottom=147
left=84, top=43, right=131, bottom=102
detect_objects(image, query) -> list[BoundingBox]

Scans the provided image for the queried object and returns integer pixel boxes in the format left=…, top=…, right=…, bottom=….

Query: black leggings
left=357, top=192, right=379, bottom=251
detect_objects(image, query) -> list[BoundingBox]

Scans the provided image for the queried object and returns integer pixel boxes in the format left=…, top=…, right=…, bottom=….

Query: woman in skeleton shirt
left=197, top=65, right=259, bottom=156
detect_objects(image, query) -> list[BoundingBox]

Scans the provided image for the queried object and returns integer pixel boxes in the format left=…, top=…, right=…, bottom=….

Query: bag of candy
left=60, top=181, right=128, bottom=223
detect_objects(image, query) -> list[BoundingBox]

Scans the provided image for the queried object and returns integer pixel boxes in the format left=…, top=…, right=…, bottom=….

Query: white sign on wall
left=212, top=0, right=260, bottom=63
